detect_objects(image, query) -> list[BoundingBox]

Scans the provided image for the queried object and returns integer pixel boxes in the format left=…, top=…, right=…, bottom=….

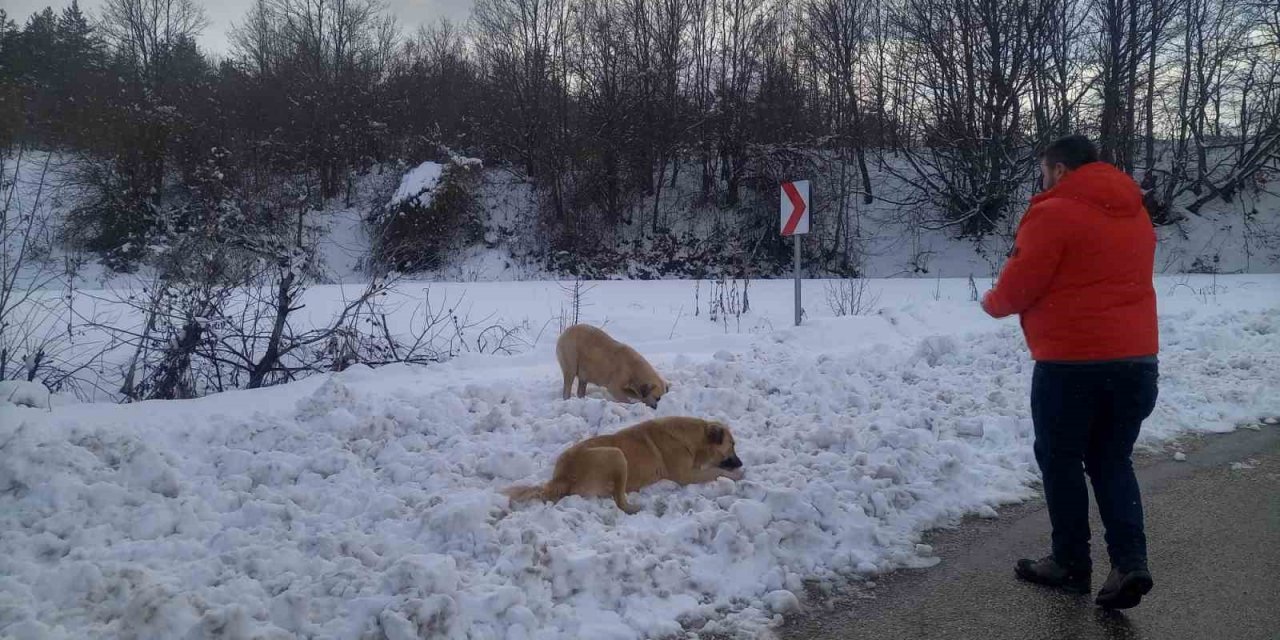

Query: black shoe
left=1015, top=555, right=1091, bottom=594
left=1095, top=567, right=1153, bottom=609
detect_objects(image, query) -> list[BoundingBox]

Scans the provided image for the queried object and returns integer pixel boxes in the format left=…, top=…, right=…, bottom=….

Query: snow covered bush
left=372, top=157, right=484, bottom=274
left=62, top=158, right=156, bottom=272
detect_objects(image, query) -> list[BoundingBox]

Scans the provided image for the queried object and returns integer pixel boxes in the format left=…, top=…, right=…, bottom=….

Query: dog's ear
left=707, top=422, right=725, bottom=445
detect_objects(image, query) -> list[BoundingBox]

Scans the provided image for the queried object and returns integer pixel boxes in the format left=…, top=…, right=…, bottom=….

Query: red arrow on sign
left=781, top=181, right=807, bottom=236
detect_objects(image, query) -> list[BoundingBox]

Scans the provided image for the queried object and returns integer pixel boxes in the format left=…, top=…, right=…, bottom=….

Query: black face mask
left=719, top=455, right=743, bottom=470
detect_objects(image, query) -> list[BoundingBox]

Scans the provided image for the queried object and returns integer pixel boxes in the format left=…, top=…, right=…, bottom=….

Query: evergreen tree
left=0, top=10, right=20, bottom=145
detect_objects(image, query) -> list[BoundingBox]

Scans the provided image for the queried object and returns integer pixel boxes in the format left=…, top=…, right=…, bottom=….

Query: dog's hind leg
left=556, top=340, right=575, bottom=400
left=602, top=447, right=639, bottom=514
left=573, top=447, right=638, bottom=514
left=577, top=378, right=588, bottom=398
left=561, top=369, right=574, bottom=400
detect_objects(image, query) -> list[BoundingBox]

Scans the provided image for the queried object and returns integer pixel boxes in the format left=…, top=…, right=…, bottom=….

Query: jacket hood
left=1032, top=161, right=1143, bottom=217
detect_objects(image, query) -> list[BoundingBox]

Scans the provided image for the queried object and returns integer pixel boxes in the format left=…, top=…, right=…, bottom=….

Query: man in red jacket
left=983, top=135, right=1159, bottom=609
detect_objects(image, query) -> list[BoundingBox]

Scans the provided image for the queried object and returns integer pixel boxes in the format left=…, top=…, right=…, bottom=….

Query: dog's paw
left=619, top=504, right=641, bottom=515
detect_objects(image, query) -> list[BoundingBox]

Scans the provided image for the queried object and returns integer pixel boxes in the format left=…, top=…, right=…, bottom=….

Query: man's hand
left=980, top=290, right=1001, bottom=318
left=984, top=207, right=1070, bottom=318
left=982, top=288, right=1019, bottom=319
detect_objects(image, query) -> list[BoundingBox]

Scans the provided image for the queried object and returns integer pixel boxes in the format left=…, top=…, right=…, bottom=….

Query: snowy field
left=2, top=275, right=1278, bottom=639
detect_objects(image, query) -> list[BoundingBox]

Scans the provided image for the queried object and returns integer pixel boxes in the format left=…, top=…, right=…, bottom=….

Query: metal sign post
left=780, top=180, right=810, bottom=326
left=793, top=233, right=801, bottom=326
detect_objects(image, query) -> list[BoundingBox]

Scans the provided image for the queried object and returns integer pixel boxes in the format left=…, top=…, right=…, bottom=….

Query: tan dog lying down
left=504, top=417, right=744, bottom=513
left=557, top=324, right=669, bottom=408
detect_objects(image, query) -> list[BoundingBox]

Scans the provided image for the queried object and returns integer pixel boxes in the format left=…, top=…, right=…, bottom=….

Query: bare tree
left=0, top=149, right=63, bottom=381
left=892, top=0, right=1052, bottom=237
left=1028, top=0, right=1090, bottom=137
left=1181, top=0, right=1280, bottom=211
left=100, top=0, right=208, bottom=85
left=717, top=0, right=777, bottom=206
left=473, top=0, right=572, bottom=181
left=229, top=0, right=398, bottom=199
left=800, top=0, right=875, bottom=267
left=1140, top=0, right=1183, bottom=176
left=1093, top=0, right=1149, bottom=172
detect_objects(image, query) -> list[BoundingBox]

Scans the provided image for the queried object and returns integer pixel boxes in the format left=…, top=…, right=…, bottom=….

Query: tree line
left=1, top=0, right=1278, bottom=274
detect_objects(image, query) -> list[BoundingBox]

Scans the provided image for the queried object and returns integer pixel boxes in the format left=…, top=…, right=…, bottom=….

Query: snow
left=1173, top=452, right=1188, bottom=461
left=0, top=380, right=50, bottom=409
left=763, top=589, right=801, bottom=614
left=1, top=275, right=1277, bottom=638
left=389, top=161, right=445, bottom=208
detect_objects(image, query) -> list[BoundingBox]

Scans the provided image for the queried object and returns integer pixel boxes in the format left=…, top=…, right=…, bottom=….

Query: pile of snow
left=1, top=276, right=1277, bottom=638
left=0, top=380, right=50, bottom=409
left=389, top=162, right=445, bottom=208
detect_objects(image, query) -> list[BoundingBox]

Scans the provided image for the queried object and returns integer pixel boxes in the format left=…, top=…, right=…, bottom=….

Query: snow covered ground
left=2, top=275, right=1278, bottom=639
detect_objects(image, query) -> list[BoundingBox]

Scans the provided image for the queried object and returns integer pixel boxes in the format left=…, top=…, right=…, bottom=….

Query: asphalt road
left=779, top=425, right=1280, bottom=640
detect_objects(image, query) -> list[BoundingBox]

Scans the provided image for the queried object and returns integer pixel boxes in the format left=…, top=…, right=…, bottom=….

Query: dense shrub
left=372, top=158, right=484, bottom=273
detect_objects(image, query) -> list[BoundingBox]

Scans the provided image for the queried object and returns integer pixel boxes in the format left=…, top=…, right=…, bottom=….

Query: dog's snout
left=721, top=455, right=743, bottom=469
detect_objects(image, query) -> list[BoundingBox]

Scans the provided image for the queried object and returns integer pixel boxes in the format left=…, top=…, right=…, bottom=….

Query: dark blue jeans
left=1031, top=360, right=1159, bottom=573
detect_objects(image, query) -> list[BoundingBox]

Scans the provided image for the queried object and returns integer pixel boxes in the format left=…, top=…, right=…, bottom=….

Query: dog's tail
left=502, top=483, right=546, bottom=503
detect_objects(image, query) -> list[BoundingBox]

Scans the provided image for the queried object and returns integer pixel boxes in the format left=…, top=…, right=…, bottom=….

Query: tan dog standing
left=556, top=324, right=669, bottom=408
left=504, top=417, right=744, bottom=513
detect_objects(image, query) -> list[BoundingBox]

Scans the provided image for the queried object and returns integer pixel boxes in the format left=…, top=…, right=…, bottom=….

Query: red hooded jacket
left=982, top=162, right=1158, bottom=361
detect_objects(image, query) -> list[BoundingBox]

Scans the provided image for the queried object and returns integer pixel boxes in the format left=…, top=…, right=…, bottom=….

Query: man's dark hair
left=1040, top=135, right=1099, bottom=170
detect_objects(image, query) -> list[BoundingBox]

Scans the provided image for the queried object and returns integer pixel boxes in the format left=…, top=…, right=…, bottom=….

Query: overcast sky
left=5, top=0, right=474, bottom=55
